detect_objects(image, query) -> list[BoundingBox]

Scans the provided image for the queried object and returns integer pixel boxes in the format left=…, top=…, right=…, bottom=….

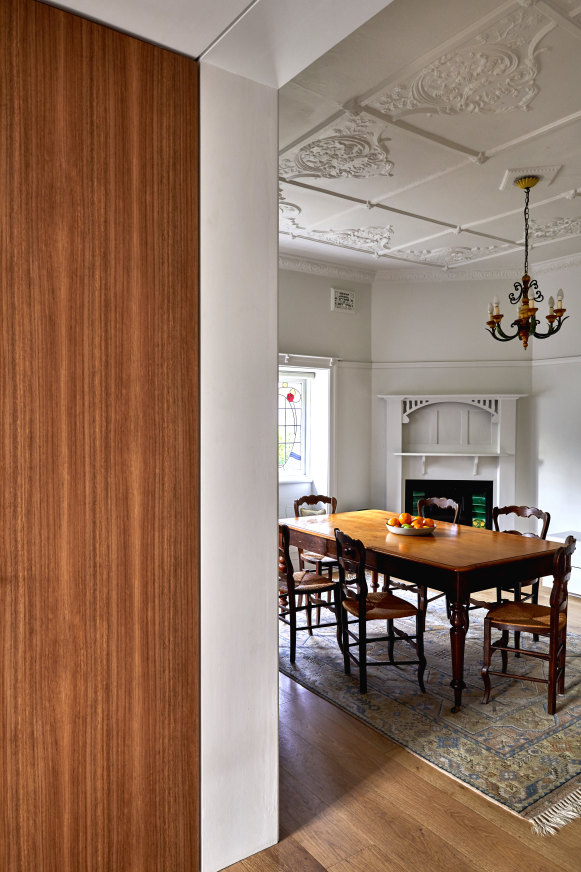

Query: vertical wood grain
left=0, top=1, right=199, bottom=868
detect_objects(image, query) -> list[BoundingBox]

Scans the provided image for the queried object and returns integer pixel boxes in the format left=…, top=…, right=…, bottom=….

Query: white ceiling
left=278, top=0, right=581, bottom=277
left=48, top=0, right=393, bottom=88
left=46, top=0, right=581, bottom=279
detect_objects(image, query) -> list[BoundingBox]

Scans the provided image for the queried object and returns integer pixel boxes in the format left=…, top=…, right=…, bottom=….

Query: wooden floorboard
left=226, top=590, right=581, bottom=871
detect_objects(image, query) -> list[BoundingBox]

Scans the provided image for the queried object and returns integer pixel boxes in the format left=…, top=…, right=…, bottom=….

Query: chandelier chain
left=523, top=185, right=530, bottom=276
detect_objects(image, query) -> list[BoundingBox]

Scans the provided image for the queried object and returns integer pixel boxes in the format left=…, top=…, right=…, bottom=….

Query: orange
left=411, top=519, right=424, bottom=528
left=387, top=517, right=401, bottom=527
left=412, top=516, right=423, bottom=524
left=423, top=517, right=435, bottom=527
left=398, top=512, right=412, bottom=525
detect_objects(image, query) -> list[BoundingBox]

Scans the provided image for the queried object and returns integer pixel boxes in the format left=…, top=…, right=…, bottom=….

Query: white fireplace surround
left=379, top=394, right=525, bottom=514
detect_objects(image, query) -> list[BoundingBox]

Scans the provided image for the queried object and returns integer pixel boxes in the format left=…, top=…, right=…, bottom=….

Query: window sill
left=278, top=475, right=312, bottom=485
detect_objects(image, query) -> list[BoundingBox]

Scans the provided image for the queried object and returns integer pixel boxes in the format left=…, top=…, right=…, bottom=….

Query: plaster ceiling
left=48, top=0, right=393, bottom=88
left=278, top=0, right=581, bottom=278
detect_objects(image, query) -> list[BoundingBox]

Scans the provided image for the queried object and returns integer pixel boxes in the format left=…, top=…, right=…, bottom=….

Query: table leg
left=449, top=600, right=468, bottom=713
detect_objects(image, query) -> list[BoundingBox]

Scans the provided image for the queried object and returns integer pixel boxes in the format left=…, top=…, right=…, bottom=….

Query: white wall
left=370, top=275, right=535, bottom=510
left=531, top=262, right=581, bottom=536
left=200, top=64, right=278, bottom=872
left=279, top=269, right=374, bottom=510
left=279, top=269, right=372, bottom=361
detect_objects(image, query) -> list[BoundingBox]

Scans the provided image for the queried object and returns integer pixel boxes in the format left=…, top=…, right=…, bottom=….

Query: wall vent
left=331, top=287, right=355, bottom=311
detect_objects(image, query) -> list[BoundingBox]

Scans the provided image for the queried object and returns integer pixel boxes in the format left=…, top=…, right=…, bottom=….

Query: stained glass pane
left=278, top=377, right=306, bottom=475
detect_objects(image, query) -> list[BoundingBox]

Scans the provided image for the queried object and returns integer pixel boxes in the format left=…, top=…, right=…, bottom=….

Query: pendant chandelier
left=486, top=176, right=569, bottom=350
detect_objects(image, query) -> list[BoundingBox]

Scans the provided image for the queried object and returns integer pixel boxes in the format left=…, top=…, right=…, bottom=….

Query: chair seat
left=279, top=570, right=337, bottom=595
left=487, top=601, right=566, bottom=633
left=343, top=591, right=418, bottom=621
left=302, top=551, right=338, bottom=565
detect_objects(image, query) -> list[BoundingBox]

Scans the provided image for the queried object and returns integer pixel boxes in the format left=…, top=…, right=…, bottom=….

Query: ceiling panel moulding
left=537, top=0, right=581, bottom=39
left=346, top=102, right=484, bottom=161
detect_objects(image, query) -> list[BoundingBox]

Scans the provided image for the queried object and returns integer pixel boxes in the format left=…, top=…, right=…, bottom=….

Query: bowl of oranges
left=386, top=512, right=436, bottom=536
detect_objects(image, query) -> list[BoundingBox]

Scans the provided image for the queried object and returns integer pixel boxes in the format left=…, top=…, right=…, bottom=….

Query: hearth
left=405, top=479, right=493, bottom=529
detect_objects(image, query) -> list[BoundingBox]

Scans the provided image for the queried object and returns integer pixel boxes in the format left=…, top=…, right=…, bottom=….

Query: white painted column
left=200, top=63, right=279, bottom=872
left=382, top=396, right=404, bottom=510
left=497, top=398, right=518, bottom=509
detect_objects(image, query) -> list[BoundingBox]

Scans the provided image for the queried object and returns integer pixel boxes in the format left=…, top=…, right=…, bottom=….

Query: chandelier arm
left=486, top=324, right=520, bottom=342
left=532, top=315, right=569, bottom=339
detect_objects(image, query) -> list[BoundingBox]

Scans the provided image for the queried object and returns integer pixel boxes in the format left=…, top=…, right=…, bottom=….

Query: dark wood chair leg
left=387, top=618, right=395, bottom=663
left=341, top=606, right=351, bottom=675
left=416, top=611, right=426, bottom=693
left=500, top=630, right=509, bottom=673
left=548, top=633, right=558, bottom=716
left=290, top=609, right=297, bottom=663
left=305, top=597, right=313, bottom=636
left=358, top=613, right=367, bottom=693
left=558, top=628, right=567, bottom=695
left=513, top=584, right=522, bottom=655
left=333, top=584, right=343, bottom=653
left=532, top=579, right=540, bottom=641
left=418, top=586, right=427, bottom=633
left=481, top=617, right=492, bottom=703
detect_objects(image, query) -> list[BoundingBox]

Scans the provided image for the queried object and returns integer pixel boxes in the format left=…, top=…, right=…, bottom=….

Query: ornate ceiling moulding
left=529, top=215, right=581, bottom=241
left=364, top=5, right=554, bottom=119
left=279, top=186, right=394, bottom=258
left=394, top=244, right=512, bottom=269
left=278, top=114, right=394, bottom=181
left=278, top=254, right=375, bottom=283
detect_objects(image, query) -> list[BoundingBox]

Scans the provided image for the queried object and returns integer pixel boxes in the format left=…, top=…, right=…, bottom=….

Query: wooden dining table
left=280, top=509, right=565, bottom=711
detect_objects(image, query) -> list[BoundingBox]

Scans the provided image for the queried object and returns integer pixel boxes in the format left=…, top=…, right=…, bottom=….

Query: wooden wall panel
left=0, top=1, right=199, bottom=868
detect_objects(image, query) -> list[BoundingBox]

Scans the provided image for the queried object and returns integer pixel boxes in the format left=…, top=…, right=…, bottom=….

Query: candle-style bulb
left=557, top=288, right=564, bottom=304
left=493, top=296, right=499, bottom=306
left=488, top=302, right=493, bottom=315
left=548, top=296, right=554, bottom=310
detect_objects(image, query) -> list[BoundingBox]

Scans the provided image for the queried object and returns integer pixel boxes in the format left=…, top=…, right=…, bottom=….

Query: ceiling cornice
left=373, top=251, right=581, bottom=281
left=278, top=254, right=376, bottom=283
left=279, top=249, right=581, bottom=283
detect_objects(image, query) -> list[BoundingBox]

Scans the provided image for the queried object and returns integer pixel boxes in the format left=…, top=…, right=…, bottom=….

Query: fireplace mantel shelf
left=394, top=451, right=512, bottom=456
left=394, top=451, right=513, bottom=475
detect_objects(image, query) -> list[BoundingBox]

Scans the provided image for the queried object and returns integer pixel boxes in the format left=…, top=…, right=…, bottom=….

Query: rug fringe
left=530, top=786, right=581, bottom=836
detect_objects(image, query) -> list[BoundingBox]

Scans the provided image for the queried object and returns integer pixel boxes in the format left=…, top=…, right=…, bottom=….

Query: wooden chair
left=387, top=497, right=459, bottom=628
left=294, top=494, right=339, bottom=626
left=335, top=528, right=426, bottom=694
left=481, top=536, right=575, bottom=715
left=470, top=505, right=551, bottom=648
left=278, top=524, right=342, bottom=663
left=492, top=504, right=550, bottom=605
left=294, top=494, right=338, bottom=578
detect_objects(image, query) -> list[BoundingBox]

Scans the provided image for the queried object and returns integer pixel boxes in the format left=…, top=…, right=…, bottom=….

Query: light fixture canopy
left=486, top=176, right=569, bottom=349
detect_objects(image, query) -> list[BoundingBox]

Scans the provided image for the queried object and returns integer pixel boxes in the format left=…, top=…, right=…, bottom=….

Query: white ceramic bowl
left=385, top=522, right=436, bottom=536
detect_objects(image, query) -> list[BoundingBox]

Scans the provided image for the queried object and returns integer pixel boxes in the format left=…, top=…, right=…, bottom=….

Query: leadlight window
left=278, top=373, right=308, bottom=478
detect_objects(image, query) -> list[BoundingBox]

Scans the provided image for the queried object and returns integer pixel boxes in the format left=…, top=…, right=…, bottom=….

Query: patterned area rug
left=278, top=595, right=581, bottom=834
